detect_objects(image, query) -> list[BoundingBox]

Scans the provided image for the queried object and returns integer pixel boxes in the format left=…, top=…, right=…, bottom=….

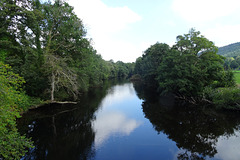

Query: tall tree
left=41, top=0, right=86, bottom=100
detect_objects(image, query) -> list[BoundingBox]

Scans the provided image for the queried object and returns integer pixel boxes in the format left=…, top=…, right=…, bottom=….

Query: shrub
left=0, top=62, right=33, bottom=159
left=205, top=87, right=240, bottom=110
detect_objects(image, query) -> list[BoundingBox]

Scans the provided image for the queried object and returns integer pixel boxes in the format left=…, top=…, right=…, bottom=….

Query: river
left=18, top=80, right=240, bottom=160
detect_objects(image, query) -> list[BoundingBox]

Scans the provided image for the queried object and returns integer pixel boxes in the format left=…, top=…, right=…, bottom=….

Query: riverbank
left=28, top=101, right=77, bottom=110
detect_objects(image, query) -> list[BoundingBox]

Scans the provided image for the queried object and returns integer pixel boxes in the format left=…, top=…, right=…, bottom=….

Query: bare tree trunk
left=51, top=72, right=55, bottom=102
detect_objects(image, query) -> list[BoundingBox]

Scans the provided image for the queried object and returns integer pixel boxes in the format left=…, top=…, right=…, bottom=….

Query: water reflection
left=17, top=80, right=240, bottom=160
left=133, top=82, right=240, bottom=159
left=215, top=130, right=240, bottom=160
left=18, top=103, right=96, bottom=160
left=98, top=83, right=137, bottom=108
left=17, top=80, right=141, bottom=160
left=93, top=111, right=141, bottom=147
left=18, top=79, right=125, bottom=160
left=92, top=83, right=142, bottom=147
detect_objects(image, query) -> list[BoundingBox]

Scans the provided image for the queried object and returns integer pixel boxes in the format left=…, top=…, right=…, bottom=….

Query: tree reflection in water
left=18, top=102, right=96, bottom=160
left=18, top=79, right=126, bottom=160
left=133, top=82, right=240, bottom=159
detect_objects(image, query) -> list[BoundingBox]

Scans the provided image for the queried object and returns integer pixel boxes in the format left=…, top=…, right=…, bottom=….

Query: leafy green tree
left=0, top=0, right=47, bottom=97
left=224, top=57, right=234, bottom=70
left=141, top=43, right=170, bottom=86
left=157, top=29, right=233, bottom=100
left=230, top=60, right=239, bottom=69
left=41, top=0, right=87, bottom=100
left=0, top=62, right=33, bottom=159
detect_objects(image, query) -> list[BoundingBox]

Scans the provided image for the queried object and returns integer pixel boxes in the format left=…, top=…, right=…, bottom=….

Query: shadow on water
left=17, top=79, right=128, bottom=160
left=133, top=81, right=240, bottom=159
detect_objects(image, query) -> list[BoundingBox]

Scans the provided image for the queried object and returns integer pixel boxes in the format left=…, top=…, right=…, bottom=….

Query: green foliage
left=205, top=87, right=240, bottom=110
left=224, top=57, right=240, bottom=70
left=157, top=29, right=232, bottom=98
left=1, top=0, right=133, bottom=101
left=157, top=49, right=203, bottom=97
left=219, top=42, right=240, bottom=70
left=135, top=29, right=235, bottom=101
left=134, top=43, right=170, bottom=87
left=0, top=62, right=33, bottom=159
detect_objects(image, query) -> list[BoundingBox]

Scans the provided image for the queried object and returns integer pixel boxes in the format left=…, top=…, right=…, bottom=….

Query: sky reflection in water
left=215, top=130, right=240, bottom=160
left=92, top=84, right=142, bottom=147
left=91, top=83, right=178, bottom=160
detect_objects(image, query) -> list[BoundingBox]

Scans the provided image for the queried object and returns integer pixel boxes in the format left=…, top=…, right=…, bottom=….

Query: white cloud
left=171, top=0, right=240, bottom=46
left=68, top=0, right=142, bottom=62
left=92, top=111, right=141, bottom=147
left=91, top=83, right=142, bottom=147
left=68, top=0, right=141, bottom=33
left=203, top=24, right=240, bottom=46
left=172, top=0, right=240, bottom=23
left=215, top=130, right=240, bottom=160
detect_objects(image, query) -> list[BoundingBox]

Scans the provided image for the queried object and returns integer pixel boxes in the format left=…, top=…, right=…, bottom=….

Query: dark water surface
left=18, top=80, right=240, bottom=160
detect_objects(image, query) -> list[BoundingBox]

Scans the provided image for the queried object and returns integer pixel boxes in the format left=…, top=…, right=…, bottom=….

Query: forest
left=1, top=0, right=240, bottom=159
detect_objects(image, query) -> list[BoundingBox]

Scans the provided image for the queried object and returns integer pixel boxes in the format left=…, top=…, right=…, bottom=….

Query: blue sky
left=68, top=0, right=240, bottom=62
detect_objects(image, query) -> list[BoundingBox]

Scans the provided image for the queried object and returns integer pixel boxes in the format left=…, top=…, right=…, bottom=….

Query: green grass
left=233, top=71, right=240, bottom=85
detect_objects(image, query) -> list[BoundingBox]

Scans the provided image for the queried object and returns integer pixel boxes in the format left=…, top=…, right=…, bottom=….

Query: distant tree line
left=217, top=42, right=240, bottom=70
left=217, top=42, right=240, bottom=58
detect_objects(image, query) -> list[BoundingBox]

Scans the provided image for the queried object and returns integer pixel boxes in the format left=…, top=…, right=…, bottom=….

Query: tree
left=44, top=54, right=79, bottom=101
left=0, top=62, right=33, bottom=159
left=156, top=29, right=233, bottom=100
left=41, top=0, right=86, bottom=100
left=140, top=43, right=170, bottom=86
left=173, top=28, right=218, bottom=55
left=0, top=0, right=47, bottom=97
left=230, top=60, right=239, bottom=69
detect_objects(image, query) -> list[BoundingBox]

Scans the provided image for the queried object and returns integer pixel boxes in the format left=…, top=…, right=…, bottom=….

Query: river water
left=18, top=80, right=240, bottom=160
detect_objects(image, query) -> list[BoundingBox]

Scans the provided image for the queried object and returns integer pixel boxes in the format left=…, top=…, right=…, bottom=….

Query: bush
left=0, top=62, right=33, bottom=159
left=205, top=87, right=240, bottom=110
